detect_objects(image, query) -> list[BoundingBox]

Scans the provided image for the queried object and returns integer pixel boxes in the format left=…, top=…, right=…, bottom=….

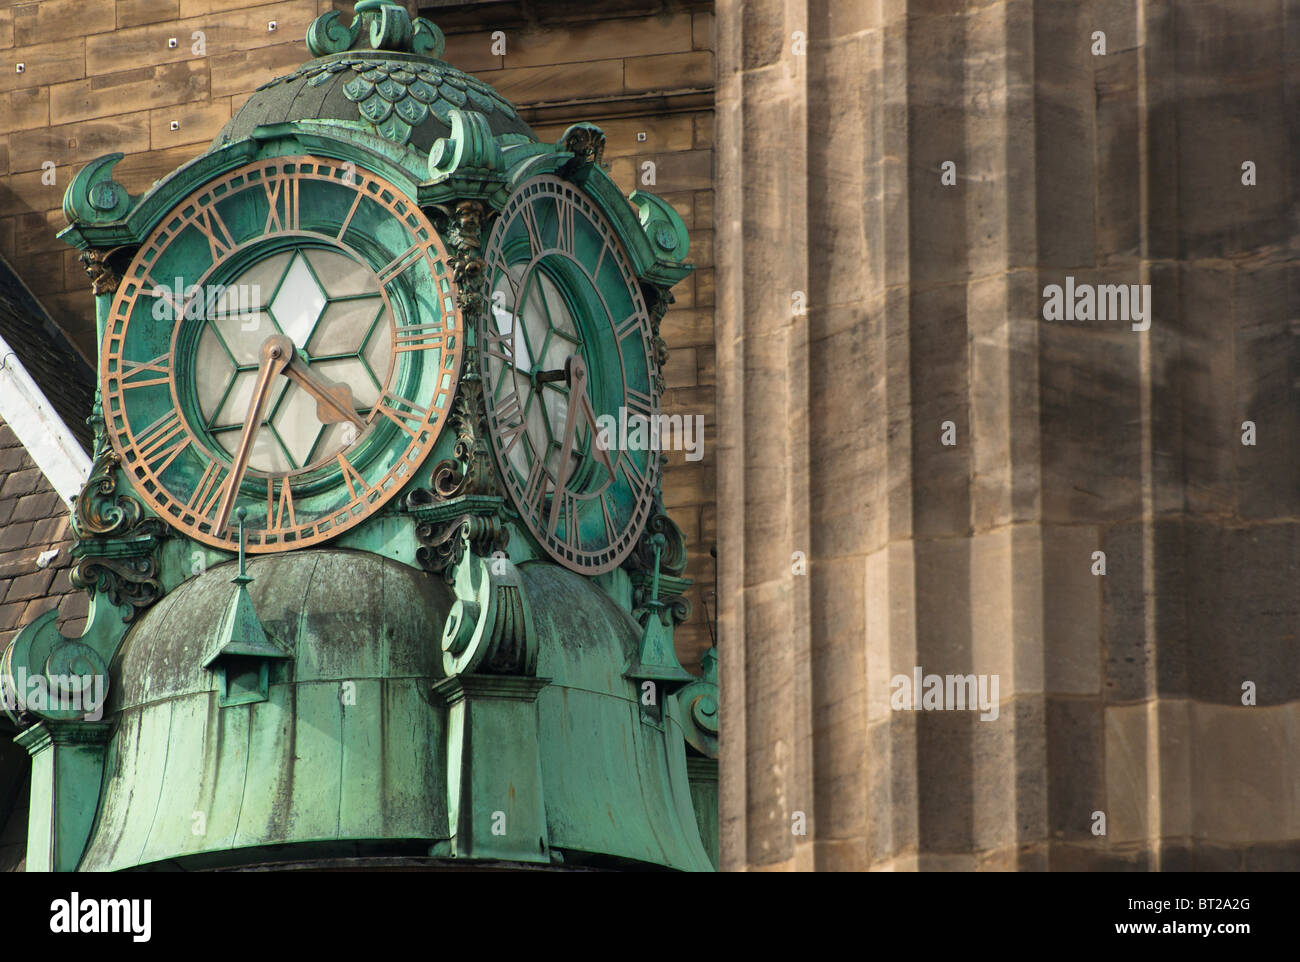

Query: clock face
left=480, top=175, right=658, bottom=573
left=101, top=155, right=463, bottom=552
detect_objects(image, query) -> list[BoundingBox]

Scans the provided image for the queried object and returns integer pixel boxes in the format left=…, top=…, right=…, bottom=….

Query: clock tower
left=3, top=0, right=716, bottom=872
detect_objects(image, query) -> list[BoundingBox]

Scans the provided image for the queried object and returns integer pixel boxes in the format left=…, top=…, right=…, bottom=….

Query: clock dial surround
left=480, top=175, right=659, bottom=574
left=101, top=155, right=463, bottom=552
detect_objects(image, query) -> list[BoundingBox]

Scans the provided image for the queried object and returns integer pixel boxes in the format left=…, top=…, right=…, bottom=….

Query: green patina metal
left=202, top=511, right=291, bottom=707
left=6, top=0, right=717, bottom=872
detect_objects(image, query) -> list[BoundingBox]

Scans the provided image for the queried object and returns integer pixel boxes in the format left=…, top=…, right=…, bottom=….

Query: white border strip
left=0, top=332, right=91, bottom=502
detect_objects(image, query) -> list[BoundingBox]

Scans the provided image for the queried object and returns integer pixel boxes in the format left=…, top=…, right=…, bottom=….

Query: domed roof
left=106, top=550, right=452, bottom=713
left=212, top=2, right=534, bottom=156
left=78, top=551, right=711, bottom=871
left=214, top=51, right=533, bottom=156
left=80, top=550, right=455, bottom=871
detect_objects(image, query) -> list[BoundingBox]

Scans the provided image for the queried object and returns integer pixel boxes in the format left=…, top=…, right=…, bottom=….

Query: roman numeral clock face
left=480, top=176, right=659, bottom=574
left=101, top=156, right=462, bottom=551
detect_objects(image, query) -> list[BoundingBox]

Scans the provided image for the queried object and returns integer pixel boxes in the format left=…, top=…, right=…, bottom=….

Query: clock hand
left=546, top=355, right=614, bottom=535
left=280, top=352, right=367, bottom=430
left=213, top=334, right=292, bottom=535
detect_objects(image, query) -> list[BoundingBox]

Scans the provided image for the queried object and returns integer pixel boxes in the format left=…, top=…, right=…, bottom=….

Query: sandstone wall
left=716, top=0, right=1300, bottom=870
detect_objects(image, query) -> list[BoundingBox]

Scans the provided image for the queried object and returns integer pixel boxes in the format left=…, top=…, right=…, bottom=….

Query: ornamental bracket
left=437, top=518, right=537, bottom=678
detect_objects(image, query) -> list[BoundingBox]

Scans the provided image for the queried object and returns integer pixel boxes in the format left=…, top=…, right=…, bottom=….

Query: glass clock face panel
left=481, top=175, right=658, bottom=574
left=101, top=156, right=463, bottom=552
left=194, top=248, right=394, bottom=474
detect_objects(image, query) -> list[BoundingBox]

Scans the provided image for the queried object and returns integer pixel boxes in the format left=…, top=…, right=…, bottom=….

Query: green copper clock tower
left=3, top=0, right=717, bottom=872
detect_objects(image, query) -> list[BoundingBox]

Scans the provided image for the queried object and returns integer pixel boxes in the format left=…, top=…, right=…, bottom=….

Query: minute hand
left=547, top=355, right=614, bottom=536
left=213, top=335, right=291, bottom=535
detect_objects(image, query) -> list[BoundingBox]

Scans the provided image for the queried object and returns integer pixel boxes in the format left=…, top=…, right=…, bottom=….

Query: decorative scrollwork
left=410, top=491, right=509, bottom=582
left=63, top=153, right=135, bottom=226
left=625, top=506, right=688, bottom=577
left=68, top=399, right=169, bottom=622
left=431, top=363, right=501, bottom=500
left=440, top=533, right=536, bottom=678
left=69, top=527, right=167, bottom=624
left=71, top=448, right=142, bottom=539
left=427, top=199, right=502, bottom=500
left=306, top=1, right=445, bottom=60
left=676, top=647, right=719, bottom=758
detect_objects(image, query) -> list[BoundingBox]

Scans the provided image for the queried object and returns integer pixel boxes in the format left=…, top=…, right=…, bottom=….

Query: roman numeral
left=490, top=260, right=520, bottom=301
left=552, top=489, right=579, bottom=545
left=555, top=198, right=575, bottom=253
left=146, top=276, right=185, bottom=322
left=625, top=387, right=655, bottom=422
left=592, top=241, right=610, bottom=281
left=193, top=205, right=236, bottom=263
left=374, top=391, right=429, bottom=439
left=266, top=476, right=296, bottom=532
left=337, top=454, right=371, bottom=502
left=493, top=392, right=526, bottom=458
left=133, top=410, right=190, bottom=476
left=521, top=457, right=549, bottom=515
left=599, top=492, right=618, bottom=544
left=377, top=244, right=424, bottom=286
left=614, top=312, right=643, bottom=342
left=186, top=460, right=229, bottom=522
left=119, top=353, right=171, bottom=391
left=263, top=174, right=299, bottom=233
left=483, top=328, right=514, bottom=364
left=619, top=451, right=646, bottom=489
left=393, top=322, right=444, bottom=354
left=338, top=189, right=365, bottom=241
left=518, top=202, right=543, bottom=254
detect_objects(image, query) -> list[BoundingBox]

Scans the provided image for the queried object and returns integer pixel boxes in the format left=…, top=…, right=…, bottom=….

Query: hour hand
left=281, top=353, right=367, bottom=430
left=546, top=355, right=614, bottom=535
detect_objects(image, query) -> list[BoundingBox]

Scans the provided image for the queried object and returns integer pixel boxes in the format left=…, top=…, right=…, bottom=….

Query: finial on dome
left=235, top=506, right=249, bottom=584
left=306, top=0, right=446, bottom=60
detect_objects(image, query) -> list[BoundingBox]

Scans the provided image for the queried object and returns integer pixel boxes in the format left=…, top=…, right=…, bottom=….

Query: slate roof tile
left=0, top=256, right=95, bottom=455
left=0, top=413, right=89, bottom=651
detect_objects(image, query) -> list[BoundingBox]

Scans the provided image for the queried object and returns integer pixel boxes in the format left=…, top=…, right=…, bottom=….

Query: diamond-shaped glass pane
left=312, top=358, right=379, bottom=409
left=306, top=248, right=381, bottom=298
left=222, top=251, right=289, bottom=311
left=271, top=253, right=327, bottom=348
left=213, top=370, right=288, bottom=429
left=195, top=327, right=236, bottom=421
left=207, top=310, right=272, bottom=365
left=361, top=320, right=392, bottom=387
left=309, top=297, right=383, bottom=357
left=269, top=379, right=329, bottom=468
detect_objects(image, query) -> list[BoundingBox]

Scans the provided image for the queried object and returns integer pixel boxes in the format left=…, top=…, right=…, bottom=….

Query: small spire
left=625, top=532, right=693, bottom=690
left=203, top=506, right=288, bottom=673
left=648, top=533, right=665, bottom=605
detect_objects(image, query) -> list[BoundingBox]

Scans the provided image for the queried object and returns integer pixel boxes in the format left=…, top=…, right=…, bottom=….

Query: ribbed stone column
left=717, top=0, right=1300, bottom=871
